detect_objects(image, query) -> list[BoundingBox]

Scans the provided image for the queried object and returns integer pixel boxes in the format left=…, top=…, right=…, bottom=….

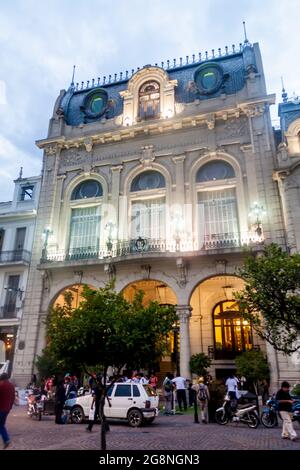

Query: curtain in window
left=69, top=206, right=100, bottom=253
left=131, top=197, right=165, bottom=239
left=198, top=188, right=238, bottom=242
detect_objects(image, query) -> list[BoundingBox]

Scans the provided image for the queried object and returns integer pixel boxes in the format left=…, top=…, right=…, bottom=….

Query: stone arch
left=121, top=278, right=178, bottom=306
left=123, top=161, right=173, bottom=196
left=285, top=118, right=300, bottom=155
left=48, top=280, right=98, bottom=311
left=63, top=171, right=109, bottom=203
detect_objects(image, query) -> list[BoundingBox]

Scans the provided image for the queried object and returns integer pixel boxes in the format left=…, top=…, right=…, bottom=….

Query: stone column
left=110, top=165, right=123, bottom=235
left=172, top=155, right=185, bottom=207
left=176, top=305, right=192, bottom=379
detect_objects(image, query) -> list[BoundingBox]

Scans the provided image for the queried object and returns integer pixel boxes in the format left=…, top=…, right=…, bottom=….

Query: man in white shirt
left=172, top=374, right=187, bottom=412
left=225, top=374, right=239, bottom=400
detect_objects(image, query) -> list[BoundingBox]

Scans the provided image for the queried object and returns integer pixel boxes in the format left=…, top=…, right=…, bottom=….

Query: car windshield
left=143, top=385, right=157, bottom=397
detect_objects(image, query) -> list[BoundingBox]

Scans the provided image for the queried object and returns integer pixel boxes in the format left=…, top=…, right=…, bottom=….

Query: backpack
left=198, top=384, right=207, bottom=401
left=164, top=379, right=172, bottom=392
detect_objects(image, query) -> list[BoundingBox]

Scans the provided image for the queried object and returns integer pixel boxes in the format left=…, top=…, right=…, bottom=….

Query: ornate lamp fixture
left=249, top=202, right=266, bottom=237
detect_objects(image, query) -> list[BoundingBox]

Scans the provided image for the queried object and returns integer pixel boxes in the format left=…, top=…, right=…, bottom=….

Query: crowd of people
left=0, top=369, right=299, bottom=449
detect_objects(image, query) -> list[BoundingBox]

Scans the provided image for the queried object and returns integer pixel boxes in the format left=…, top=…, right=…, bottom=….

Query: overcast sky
left=0, top=0, right=299, bottom=200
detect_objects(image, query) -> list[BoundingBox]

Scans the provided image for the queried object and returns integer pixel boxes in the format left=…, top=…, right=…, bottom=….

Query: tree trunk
left=100, top=366, right=108, bottom=451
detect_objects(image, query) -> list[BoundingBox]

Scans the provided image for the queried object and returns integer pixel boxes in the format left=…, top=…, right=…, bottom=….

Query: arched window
left=138, top=81, right=160, bottom=120
left=213, top=300, right=253, bottom=359
left=196, top=161, right=239, bottom=247
left=71, top=180, right=103, bottom=200
left=69, top=180, right=103, bottom=257
left=130, top=171, right=166, bottom=240
left=196, top=160, right=235, bottom=182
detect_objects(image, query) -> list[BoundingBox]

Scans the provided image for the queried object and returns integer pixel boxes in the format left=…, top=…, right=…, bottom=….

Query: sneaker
left=281, top=436, right=289, bottom=439
left=3, top=441, right=11, bottom=449
left=290, top=437, right=297, bottom=442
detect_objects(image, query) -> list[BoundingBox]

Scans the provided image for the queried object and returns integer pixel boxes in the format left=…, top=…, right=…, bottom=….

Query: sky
left=0, top=0, right=299, bottom=201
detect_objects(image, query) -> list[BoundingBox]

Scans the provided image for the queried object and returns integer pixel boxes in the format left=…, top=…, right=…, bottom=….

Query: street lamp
left=105, top=221, right=117, bottom=252
left=173, top=213, right=185, bottom=251
left=4, top=286, right=24, bottom=300
left=41, top=227, right=53, bottom=260
left=249, top=202, right=266, bottom=237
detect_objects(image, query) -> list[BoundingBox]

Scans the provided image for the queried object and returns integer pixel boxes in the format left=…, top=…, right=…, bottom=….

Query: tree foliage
left=236, top=244, right=300, bottom=354
left=46, top=284, right=176, bottom=449
left=46, top=284, right=176, bottom=374
left=189, top=353, right=211, bottom=378
left=235, top=349, right=269, bottom=395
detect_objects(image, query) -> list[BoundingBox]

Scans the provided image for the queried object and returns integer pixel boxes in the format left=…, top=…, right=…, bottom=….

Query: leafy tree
left=35, top=348, right=66, bottom=381
left=236, top=244, right=300, bottom=354
left=46, top=284, right=176, bottom=449
left=235, top=349, right=270, bottom=395
left=189, top=353, right=211, bottom=378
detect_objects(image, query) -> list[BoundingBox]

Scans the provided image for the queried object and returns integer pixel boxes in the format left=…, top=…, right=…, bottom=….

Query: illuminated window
left=139, top=81, right=160, bottom=120
left=213, top=300, right=253, bottom=359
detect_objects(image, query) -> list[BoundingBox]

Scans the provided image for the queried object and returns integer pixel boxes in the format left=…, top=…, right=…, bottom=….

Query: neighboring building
left=0, top=174, right=41, bottom=376
left=11, top=36, right=299, bottom=388
left=272, top=91, right=300, bottom=379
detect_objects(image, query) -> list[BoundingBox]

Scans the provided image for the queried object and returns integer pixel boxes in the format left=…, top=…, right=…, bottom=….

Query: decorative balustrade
left=0, top=306, right=20, bottom=319
left=73, top=43, right=246, bottom=92
left=0, top=250, right=31, bottom=264
left=41, top=231, right=263, bottom=264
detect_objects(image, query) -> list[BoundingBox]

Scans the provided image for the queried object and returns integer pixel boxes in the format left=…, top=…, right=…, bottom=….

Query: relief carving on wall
left=60, top=149, right=88, bottom=168
left=222, top=117, right=248, bottom=138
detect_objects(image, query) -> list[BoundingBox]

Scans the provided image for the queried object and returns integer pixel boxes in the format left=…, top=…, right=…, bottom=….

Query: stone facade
left=0, top=174, right=41, bottom=377
left=11, top=40, right=299, bottom=389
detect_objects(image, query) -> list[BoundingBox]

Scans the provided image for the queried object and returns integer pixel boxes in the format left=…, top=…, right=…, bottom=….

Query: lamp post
left=41, top=228, right=53, bottom=261
left=173, top=213, right=184, bottom=252
left=249, top=203, right=266, bottom=238
left=105, top=221, right=117, bottom=253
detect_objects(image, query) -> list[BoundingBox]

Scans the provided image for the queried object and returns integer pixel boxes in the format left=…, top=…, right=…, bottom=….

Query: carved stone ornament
left=60, top=149, right=87, bottom=167
left=241, top=104, right=265, bottom=118
left=45, top=144, right=59, bottom=156
left=84, top=138, right=93, bottom=152
left=277, top=142, right=289, bottom=163
left=215, top=259, right=227, bottom=274
left=206, top=114, right=215, bottom=130
left=224, top=117, right=248, bottom=138
left=140, top=145, right=155, bottom=167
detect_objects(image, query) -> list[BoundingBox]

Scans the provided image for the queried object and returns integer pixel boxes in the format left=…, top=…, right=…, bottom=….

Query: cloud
left=0, top=0, right=299, bottom=199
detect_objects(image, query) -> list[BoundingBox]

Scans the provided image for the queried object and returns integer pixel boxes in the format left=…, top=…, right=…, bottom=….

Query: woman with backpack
left=192, top=377, right=210, bottom=424
left=163, top=372, right=173, bottom=415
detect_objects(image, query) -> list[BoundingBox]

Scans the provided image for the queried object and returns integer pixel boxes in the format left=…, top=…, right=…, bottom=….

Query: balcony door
left=131, top=197, right=165, bottom=240
left=198, top=188, right=239, bottom=246
left=69, top=206, right=101, bottom=257
left=3, top=275, right=20, bottom=318
left=14, top=227, right=26, bottom=260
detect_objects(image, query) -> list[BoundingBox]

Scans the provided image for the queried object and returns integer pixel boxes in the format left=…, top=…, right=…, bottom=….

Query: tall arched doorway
left=189, top=275, right=265, bottom=379
left=122, top=280, right=178, bottom=379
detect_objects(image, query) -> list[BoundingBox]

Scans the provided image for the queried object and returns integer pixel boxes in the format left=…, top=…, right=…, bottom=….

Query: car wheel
left=71, top=405, right=85, bottom=424
left=127, top=409, right=143, bottom=427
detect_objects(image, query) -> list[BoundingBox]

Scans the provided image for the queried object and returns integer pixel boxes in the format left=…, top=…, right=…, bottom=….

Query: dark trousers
left=0, top=411, right=10, bottom=444
left=55, top=403, right=64, bottom=424
left=87, top=402, right=100, bottom=431
left=176, top=389, right=187, bottom=411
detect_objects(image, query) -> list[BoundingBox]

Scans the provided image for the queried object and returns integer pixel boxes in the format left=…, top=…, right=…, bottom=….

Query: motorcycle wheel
left=215, top=409, right=229, bottom=425
left=261, top=411, right=277, bottom=428
left=247, top=411, right=259, bottom=428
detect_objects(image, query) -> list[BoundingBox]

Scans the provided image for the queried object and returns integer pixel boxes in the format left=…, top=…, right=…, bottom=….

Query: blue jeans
left=0, top=411, right=10, bottom=444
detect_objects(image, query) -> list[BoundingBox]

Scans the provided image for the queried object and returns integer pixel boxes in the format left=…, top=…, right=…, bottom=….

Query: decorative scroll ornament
left=140, top=145, right=155, bottom=167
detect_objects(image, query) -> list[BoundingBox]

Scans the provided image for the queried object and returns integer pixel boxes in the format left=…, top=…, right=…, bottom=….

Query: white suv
left=64, top=383, right=159, bottom=427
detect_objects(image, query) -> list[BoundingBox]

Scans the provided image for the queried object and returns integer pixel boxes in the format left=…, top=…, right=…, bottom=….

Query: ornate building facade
left=11, top=38, right=300, bottom=387
left=0, top=174, right=41, bottom=376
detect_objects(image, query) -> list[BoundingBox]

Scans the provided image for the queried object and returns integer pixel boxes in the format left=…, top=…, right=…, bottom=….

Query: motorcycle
left=261, top=396, right=300, bottom=428
left=27, top=390, right=44, bottom=421
left=215, top=395, right=259, bottom=428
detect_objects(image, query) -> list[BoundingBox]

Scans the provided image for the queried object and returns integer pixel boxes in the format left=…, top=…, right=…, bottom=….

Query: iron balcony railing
left=41, top=231, right=263, bottom=263
left=0, top=250, right=31, bottom=264
left=0, top=306, right=20, bottom=319
left=208, top=344, right=261, bottom=360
